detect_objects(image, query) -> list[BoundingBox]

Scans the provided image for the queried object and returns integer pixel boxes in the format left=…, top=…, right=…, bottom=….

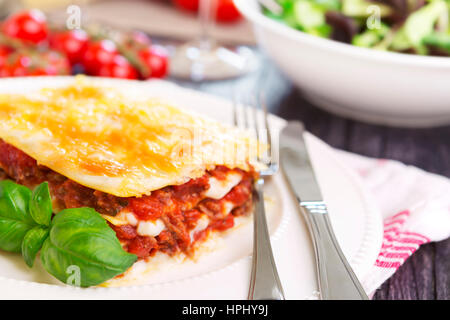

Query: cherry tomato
left=36, top=51, right=71, bottom=75
left=138, top=45, right=169, bottom=78
left=173, top=0, right=241, bottom=22
left=0, top=47, right=12, bottom=73
left=82, top=39, right=118, bottom=75
left=215, top=0, right=241, bottom=22
left=97, top=54, right=138, bottom=79
left=2, top=10, right=48, bottom=44
left=3, top=52, right=34, bottom=76
left=49, top=29, right=89, bottom=65
left=173, top=0, right=198, bottom=11
left=3, top=50, right=70, bottom=77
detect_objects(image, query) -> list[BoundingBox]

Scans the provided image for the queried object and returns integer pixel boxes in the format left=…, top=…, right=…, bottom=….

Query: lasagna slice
left=0, top=76, right=260, bottom=261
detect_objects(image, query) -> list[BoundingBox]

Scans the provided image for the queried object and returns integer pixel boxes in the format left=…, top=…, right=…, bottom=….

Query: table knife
left=280, top=121, right=369, bottom=300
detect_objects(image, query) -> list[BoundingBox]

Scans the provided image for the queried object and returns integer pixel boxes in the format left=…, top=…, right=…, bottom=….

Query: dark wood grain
left=170, top=52, right=450, bottom=300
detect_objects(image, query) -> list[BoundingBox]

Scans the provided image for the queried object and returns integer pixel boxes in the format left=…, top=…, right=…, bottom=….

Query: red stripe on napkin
left=374, top=210, right=430, bottom=270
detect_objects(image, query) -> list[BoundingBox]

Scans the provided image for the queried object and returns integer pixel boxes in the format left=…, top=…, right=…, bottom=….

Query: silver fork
left=233, top=94, right=285, bottom=300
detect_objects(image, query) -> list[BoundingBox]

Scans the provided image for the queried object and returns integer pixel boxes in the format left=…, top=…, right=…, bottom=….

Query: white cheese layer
left=102, top=170, right=243, bottom=236
left=223, top=201, right=235, bottom=215
left=189, top=214, right=210, bottom=241
left=125, top=212, right=138, bottom=226
left=137, top=219, right=166, bottom=237
left=204, top=172, right=242, bottom=200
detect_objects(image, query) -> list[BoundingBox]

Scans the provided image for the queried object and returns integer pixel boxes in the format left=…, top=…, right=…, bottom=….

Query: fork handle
left=300, top=202, right=369, bottom=300
left=248, top=179, right=285, bottom=300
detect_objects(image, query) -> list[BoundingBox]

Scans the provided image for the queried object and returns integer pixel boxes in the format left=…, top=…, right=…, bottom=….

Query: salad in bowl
left=235, top=0, right=450, bottom=127
left=263, top=0, right=450, bottom=56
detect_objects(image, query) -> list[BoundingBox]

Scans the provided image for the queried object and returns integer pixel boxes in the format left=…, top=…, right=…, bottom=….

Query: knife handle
left=300, top=201, right=369, bottom=300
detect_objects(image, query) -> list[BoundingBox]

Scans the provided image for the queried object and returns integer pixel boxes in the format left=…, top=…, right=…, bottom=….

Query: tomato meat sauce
left=0, top=139, right=255, bottom=260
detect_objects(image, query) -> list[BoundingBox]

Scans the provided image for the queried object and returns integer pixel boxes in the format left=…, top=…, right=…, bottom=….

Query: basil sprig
left=0, top=180, right=35, bottom=253
left=0, top=180, right=137, bottom=287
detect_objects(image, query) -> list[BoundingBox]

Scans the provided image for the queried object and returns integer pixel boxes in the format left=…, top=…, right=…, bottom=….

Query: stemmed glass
left=169, top=0, right=257, bottom=81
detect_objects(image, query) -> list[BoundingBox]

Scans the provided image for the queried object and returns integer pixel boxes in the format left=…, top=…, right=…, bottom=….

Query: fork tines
left=233, top=93, right=275, bottom=173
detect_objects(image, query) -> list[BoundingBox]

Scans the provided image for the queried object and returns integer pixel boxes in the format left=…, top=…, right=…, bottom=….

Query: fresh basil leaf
left=40, top=208, right=137, bottom=287
left=22, top=226, right=49, bottom=267
left=0, top=218, right=34, bottom=252
left=0, top=180, right=33, bottom=223
left=29, top=182, right=52, bottom=226
left=0, top=180, right=35, bottom=252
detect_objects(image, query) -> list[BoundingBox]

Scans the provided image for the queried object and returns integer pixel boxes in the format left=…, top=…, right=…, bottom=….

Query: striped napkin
left=336, top=151, right=450, bottom=296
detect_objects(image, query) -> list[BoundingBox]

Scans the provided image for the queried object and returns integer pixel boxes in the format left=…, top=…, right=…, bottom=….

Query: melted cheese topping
left=0, top=76, right=260, bottom=197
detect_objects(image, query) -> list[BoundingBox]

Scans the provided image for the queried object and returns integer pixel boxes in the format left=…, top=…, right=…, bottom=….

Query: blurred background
left=0, top=0, right=254, bottom=43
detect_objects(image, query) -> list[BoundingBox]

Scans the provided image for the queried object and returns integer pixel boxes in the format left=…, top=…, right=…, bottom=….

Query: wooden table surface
left=171, top=53, right=450, bottom=300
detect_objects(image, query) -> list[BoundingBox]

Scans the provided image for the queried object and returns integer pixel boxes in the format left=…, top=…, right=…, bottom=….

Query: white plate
left=0, top=77, right=383, bottom=299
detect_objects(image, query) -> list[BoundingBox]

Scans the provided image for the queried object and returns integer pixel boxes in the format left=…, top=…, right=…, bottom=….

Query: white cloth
left=336, top=151, right=450, bottom=295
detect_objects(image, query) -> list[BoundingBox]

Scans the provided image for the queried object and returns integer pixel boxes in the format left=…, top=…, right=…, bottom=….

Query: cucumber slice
left=404, top=0, right=448, bottom=46
left=342, top=0, right=393, bottom=17
left=294, top=0, right=326, bottom=29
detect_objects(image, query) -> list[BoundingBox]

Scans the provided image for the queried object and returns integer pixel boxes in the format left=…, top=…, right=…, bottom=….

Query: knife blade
left=279, top=121, right=323, bottom=202
left=280, top=121, right=368, bottom=300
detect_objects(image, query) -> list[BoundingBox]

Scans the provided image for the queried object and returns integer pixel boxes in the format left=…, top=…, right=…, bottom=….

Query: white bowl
left=234, top=0, right=450, bottom=127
